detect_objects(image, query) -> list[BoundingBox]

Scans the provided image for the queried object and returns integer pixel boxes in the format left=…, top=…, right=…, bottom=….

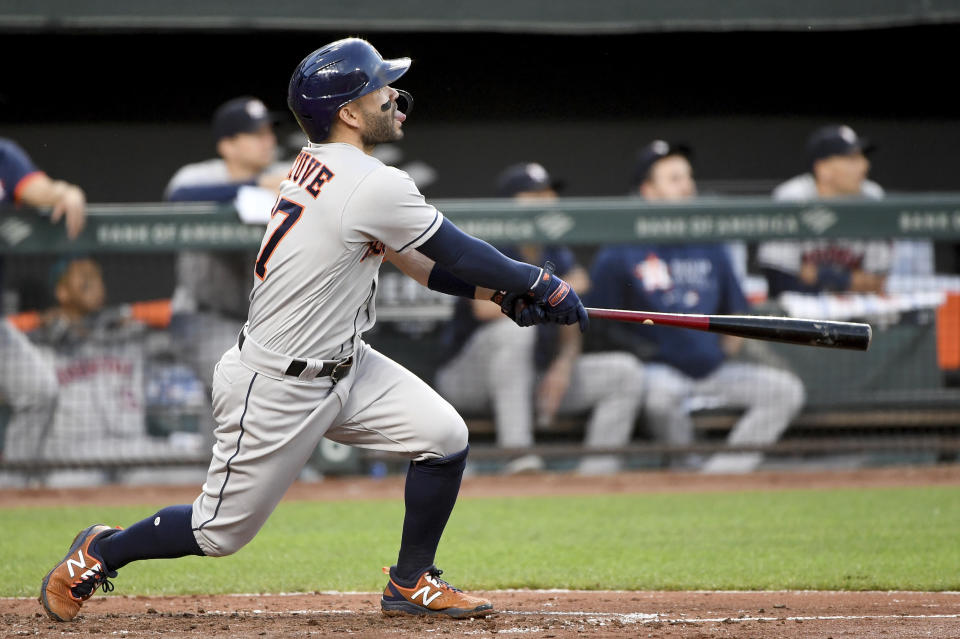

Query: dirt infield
left=5, top=590, right=960, bottom=638
left=5, top=465, right=960, bottom=638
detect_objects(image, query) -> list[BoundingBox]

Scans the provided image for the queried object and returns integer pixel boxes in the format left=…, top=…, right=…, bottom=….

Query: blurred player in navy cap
left=162, top=97, right=291, bottom=444
left=759, top=124, right=931, bottom=296
left=774, top=124, right=880, bottom=201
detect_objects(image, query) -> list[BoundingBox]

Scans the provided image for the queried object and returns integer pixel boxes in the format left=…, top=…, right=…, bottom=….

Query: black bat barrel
left=707, top=315, right=872, bottom=351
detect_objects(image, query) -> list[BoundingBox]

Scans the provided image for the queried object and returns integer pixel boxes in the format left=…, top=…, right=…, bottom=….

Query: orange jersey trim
left=13, top=170, right=46, bottom=204
left=5, top=311, right=41, bottom=333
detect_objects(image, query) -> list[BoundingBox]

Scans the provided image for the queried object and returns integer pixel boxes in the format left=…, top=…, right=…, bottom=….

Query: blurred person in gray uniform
left=435, top=163, right=645, bottom=475
left=1, top=138, right=87, bottom=479
left=758, top=124, right=930, bottom=296
left=163, top=97, right=288, bottom=433
left=3, top=257, right=201, bottom=487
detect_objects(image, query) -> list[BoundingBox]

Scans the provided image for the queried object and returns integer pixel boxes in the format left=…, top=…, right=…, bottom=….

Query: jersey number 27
left=255, top=198, right=304, bottom=280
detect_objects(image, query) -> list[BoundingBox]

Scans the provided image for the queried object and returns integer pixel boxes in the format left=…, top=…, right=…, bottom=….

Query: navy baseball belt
left=237, top=331, right=353, bottom=382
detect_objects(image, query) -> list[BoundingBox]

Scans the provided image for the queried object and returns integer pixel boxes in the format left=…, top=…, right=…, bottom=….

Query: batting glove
left=527, top=263, right=589, bottom=332
left=492, top=290, right=545, bottom=327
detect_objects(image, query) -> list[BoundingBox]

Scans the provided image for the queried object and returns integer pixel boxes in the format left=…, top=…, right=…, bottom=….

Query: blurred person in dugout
left=758, top=124, right=933, bottom=297
left=434, top=163, right=645, bottom=475
left=587, top=140, right=805, bottom=473
left=163, top=96, right=288, bottom=435
left=0, top=137, right=86, bottom=476
left=3, top=257, right=200, bottom=487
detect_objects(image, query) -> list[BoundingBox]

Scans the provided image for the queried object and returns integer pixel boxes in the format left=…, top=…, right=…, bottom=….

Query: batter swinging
left=39, top=38, right=587, bottom=621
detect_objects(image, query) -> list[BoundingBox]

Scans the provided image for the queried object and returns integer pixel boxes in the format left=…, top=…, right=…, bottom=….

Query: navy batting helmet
left=288, top=38, right=411, bottom=143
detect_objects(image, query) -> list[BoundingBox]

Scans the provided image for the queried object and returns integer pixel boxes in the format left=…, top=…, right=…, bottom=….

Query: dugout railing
left=2, top=195, right=960, bottom=481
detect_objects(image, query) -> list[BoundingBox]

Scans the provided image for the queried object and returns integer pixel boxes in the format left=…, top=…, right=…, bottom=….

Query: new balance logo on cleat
left=380, top=565, right=494, bottom=619
left=40, top=524, right=120, bottom=622
left=65, top=550, right=99, bottom=578
left=412, top=583, right=443, bottom=606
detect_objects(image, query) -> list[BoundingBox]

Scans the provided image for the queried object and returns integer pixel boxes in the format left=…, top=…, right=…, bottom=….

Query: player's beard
left=360, top=108, right=402, bottom=147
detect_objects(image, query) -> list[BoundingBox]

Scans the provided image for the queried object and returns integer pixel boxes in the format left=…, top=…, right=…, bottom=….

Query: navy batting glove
left=491, top=290, right=546, bottom=326
left=528, top=264, right=589, bottom=332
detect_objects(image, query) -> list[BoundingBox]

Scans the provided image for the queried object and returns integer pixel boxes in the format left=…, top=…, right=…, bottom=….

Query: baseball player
left=1, top=138, right=86, bottom=485
left=758, top=125, right=898, bottom=296
left=39, top=38, right=587, bottom=622
left=14, top=257, right=195, bottom=486
left=163, top=97, right=289, bottom=446
left=588, top=140, right=805, bottom=473
left=435, top=162, right=645, bottom=475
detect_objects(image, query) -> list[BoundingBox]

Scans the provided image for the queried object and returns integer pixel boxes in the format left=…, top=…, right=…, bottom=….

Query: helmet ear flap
left=395, top=90, right=414, bottom=117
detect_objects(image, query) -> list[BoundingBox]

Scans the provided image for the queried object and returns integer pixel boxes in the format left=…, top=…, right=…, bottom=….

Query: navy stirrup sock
left=394, top=445, right=469, bottom=586
left=93, top=504, right=205, bottom=571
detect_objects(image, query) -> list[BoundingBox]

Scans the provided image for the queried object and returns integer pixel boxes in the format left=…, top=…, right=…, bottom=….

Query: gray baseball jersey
left=5, top=311, right=187, bottom=463
left=768, top=174, right=933, bottom=277
left=772, top=173, right=884, bottom=202
left=245, top=142, right=443, bottom=359
left=758, top=174, right=893, bottom=278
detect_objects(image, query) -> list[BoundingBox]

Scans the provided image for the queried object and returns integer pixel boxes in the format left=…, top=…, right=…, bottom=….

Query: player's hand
left=491, top=290, right=545, bottom=327
left=528, top=264, right=589, bottom=332
left=51, top=185, right=87, bottom=240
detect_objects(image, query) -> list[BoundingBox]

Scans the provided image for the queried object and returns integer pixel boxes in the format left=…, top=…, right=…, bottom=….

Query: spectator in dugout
left=757, top=124, right=933, bottom=297
left=163, top=97, right=289, bottom=441
left=3, top=257, right=201, bottom=487
left=586, top=140, right=805, bottom=473
left=434, top=162, right=645, bottom=475
left=1, top=137, right=86, bottom=484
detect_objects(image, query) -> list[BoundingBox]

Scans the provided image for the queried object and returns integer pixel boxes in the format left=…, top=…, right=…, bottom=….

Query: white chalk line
left=6, top=588, right=960, bottom=600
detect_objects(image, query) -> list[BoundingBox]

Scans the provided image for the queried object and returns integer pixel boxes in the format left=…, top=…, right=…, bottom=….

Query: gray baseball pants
left=434, top=319, right=645, bottom=473
left=0, top=321, right=58, bottom=463
left=643, top=360, right=805, bottom=473
left=191, top=331, right=467, bottom=557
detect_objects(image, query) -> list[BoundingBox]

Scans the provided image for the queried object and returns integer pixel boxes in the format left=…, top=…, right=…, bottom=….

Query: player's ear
left=336, top=103, right=362, bottom=130
left=216, top=137, right=233, bottom=161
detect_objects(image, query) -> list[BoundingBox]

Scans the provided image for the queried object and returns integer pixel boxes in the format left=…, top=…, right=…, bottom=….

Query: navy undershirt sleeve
left=814, top=265, right=854, bottom=292
left=0, top=138, right=39, bottom=204
left=762, top=267, right=819, bottom=296
left=426, top=265, right=476, bottom=298
left=417, top=218, right=539, bottom=293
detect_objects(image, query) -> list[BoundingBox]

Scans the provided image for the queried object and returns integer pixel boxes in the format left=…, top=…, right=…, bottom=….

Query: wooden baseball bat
left=585, top=307, right=872, bottom=351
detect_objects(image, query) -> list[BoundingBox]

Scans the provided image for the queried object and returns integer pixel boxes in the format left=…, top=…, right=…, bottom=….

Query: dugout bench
left=364, top=313, right=960, bottom=467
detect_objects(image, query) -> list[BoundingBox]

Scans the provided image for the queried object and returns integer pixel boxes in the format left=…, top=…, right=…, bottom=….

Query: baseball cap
left=806, top=125, right=875, bottom=167
left=212, top=96, right=272, bottom=140
left=495, top=162, right=564, bottom=197
left=632, top=140, right=693, bottom=186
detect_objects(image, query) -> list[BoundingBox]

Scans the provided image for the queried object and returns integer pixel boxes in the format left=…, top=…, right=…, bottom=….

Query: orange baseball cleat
left=39, top=524, right=119, bottom=622
left=381, top=565, right=494, bottom=618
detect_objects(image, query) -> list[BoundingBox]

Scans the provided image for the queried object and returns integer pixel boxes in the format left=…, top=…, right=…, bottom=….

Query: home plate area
left=5, top=589, right=960, bottom=638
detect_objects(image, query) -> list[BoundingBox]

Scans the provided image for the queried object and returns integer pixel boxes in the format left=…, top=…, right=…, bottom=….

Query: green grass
left=5, top=486, right=959, bottom=597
